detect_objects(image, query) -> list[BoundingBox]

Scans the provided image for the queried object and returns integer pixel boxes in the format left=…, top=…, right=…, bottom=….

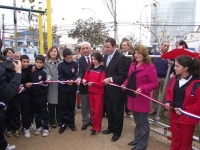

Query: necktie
left=87, top=57, right=90, bottom=66
left=106, top=55, right=111, bottom=67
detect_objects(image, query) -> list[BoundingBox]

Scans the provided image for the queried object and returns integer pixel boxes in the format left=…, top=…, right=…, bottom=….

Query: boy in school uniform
left=6, top=55, right=34, bottom=138
left=57, top=48, right=79, bottom=134
left=29, top=55, right=50, bottom=137
left=17, top=55, right=33, bottom=138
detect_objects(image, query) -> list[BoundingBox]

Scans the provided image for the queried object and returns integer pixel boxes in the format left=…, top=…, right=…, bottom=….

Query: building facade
left=150, top=0, right=197, bottom=46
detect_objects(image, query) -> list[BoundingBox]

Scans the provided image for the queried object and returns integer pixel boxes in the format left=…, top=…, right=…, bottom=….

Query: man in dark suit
left=121, top=40, right=132, bottom=116
left=102, top=38, right=128, bottom=142
left=76, top=42, right=92, bottom=130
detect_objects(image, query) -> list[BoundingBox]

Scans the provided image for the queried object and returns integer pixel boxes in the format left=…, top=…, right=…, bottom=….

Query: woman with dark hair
left=121, top=44, right=158, bottom=150
left=45, top=45, right=62, bottom=128
left=165, top=55, right=200, bottom=150
left=3, top=48, right=15, bottom=59
left=178, top=40, right=188, bottom=49
left=82, top=51, right=105, bottom=135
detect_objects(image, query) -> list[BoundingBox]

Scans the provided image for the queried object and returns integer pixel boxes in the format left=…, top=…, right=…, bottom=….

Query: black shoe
left=70, top=126, right=77, bottom=131
left=90, top=130, right=99, bottom=135
left=111, top=135, right=120, bottom=142
left=131, top=146, right=144, bottom=150
left=59, top=125, right=67, bottom=134
left=128, top=141, right=138, bottom=146
left=58, top=123, right=61, bottom=126
left=131, top=147, right=137, bottom=150
left=51, top=124, right=57, bottom=129
left=81, top=124, right=89, bottom=130
left=102, top=130, right=112, bottom=134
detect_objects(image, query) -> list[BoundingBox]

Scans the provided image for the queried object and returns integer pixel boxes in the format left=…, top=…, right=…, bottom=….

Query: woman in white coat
left=45, top=46, right=62, bottom=128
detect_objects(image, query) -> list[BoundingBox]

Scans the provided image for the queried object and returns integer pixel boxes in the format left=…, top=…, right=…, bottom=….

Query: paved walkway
left=6, top=109, right=173, bottom=150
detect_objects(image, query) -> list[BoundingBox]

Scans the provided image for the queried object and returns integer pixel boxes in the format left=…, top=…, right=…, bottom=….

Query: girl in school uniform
left=165, top=55, right=200, bottom=150
left=82, top=51, right=105, bottom=135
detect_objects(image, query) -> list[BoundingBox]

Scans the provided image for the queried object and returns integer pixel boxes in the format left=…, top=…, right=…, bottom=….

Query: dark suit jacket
left=77, top=56, right=89, bottom=95
left=122, top=51, right=132, bottom=68
left=104, top=50, right=128, bottom=99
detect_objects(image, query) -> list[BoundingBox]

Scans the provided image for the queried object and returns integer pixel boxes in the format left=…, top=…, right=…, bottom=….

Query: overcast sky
left=0, top=0, right=157, bottom=45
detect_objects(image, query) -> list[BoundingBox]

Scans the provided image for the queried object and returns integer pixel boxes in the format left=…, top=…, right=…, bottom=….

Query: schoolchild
left=82, top=51, right=105, bottom=135
left=5, top=55, right=33, bottom=138
left=29, top=55, right=50, bottom=137
left=165, top=55, right=200, bottom=150
left=17, top=55, right=33, bottom=138
left=57, top=48, right=79, bottom=134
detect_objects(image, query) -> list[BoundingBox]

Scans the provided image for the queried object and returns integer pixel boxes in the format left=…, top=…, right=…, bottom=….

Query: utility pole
left=13, top=0, right=18, bottom=52
left=46, top=0, right=52, bottom=49
left=2, top=14, right=5, bottom=49
left=38, top=6, right=44, bottom=55
left=114, top=0, right=117, bottom=42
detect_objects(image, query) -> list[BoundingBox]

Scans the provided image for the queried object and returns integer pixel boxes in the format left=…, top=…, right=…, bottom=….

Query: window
left=27, top=41, right=30, bottom=45
left=10, top=41, right=13, bottom=47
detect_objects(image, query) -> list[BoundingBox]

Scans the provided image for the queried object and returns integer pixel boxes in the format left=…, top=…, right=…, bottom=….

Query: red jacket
left=83, top=65, right=105, bottom=95
left=166, top=75, right=200, bottom=125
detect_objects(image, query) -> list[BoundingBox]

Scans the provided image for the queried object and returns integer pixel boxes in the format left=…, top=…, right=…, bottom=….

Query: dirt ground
left=6, top=109, right=199, bottom=150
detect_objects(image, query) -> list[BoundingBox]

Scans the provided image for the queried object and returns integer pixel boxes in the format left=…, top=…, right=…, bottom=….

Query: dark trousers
left=105, top=96, right=125, bottom=137
left=103, top=102, right=106, bottom=117
left=48, top=103, right=60, bottom=125
left=20, top=93, right=31, bottom=130
left=29, top=97, right=35, bottom=124
left=32, top=95, right=49, bottom=129
left=124, top=95, right=131, bottom=114
left=0, top=110, right=7, bottom=150
left=132, top=111, right=150, bottom=150
left=4, top=96, right=20, bottom=131
left=58, top=90, right=76, bottom=127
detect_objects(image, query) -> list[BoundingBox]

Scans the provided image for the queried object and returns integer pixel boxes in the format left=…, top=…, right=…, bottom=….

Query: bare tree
left=126, top=32, right=138, bottom=47
left=9, top=1, right=62, bottom=51
left=141, top=1, right=171, bottom=47
left=102, top=0, right=117, bottom=41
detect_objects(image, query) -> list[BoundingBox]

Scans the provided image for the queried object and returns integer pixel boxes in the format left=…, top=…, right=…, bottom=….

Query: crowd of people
left=0, top=38, right=200, bottom=150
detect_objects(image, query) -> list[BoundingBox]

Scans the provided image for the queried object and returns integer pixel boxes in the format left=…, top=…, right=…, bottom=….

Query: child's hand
left=25, top=82, right=32, bottom=88
left=82, top=79, right=87, bottom=86
left=174, top=108, right=182, bottom=115
left=39, top=81, right=43, bottom=85
left=87, top=82, right=93, bottom=86
left=31, top=66, right=36, bottom=73
left=121, top=84, right=126, bottom=91
left=66, top=80, right=73, bottom=85
left=165, top=103, right=171, bottom=110
left=76, top=78, right=81, bottom=85
left=46, top=78, right=51, bottom=84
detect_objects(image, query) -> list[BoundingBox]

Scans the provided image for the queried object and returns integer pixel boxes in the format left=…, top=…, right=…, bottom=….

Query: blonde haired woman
left=122, top=44, right=158, bottom=150
left=45, top=46, right=62, bottom=128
